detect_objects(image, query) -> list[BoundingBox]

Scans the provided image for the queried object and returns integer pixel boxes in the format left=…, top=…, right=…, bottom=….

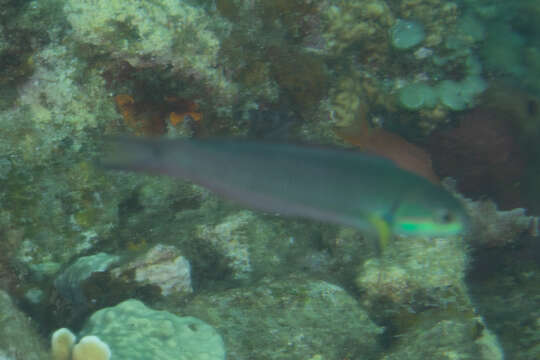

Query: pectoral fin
left=368, top=215, right=392, bottom=254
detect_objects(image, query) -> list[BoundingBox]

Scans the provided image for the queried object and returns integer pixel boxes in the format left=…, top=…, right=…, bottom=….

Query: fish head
left=390, top=185, right=470, bottom=238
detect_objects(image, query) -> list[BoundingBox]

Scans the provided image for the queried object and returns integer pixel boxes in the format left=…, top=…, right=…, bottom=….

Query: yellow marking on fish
left=369, top=215, right=392, bottom=253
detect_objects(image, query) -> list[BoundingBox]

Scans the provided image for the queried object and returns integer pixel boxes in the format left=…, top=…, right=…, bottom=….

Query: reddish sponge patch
left=165, top=97, right=202, bottom=126
left=114, top=94, right=166, bottom=136
left=429, top=108, right=526, bottom=210
left=114, top=95, right=202, bottom=136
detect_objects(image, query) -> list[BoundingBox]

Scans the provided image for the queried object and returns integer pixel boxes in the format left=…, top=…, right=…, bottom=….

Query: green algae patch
left=390, top=19, right=426, bottom=50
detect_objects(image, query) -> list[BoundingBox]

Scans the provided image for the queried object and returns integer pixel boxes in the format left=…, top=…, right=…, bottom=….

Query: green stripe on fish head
left=390, top=184, right=469, bottom=237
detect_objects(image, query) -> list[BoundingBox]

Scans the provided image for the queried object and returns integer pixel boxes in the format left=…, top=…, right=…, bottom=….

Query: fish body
left=102, top=137, right=468, bottom=247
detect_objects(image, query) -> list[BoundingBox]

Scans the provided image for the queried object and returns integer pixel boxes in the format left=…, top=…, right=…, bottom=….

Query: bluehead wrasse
left=101, top=137, right=469, bottom=247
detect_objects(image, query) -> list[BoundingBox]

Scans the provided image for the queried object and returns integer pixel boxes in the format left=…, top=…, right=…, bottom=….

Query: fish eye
left=435, top=209, right=454, bottom=224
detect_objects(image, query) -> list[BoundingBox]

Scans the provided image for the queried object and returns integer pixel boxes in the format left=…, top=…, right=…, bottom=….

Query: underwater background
left=0, top=0, right=539, bottom=359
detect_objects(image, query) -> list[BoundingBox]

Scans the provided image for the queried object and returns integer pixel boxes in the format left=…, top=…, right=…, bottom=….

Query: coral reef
left=1, top=1, right=538, bottom=359
left=328, top=75, right=370, bottom=129
left=467, top=239, right=540, bottom=360
left=0, top=0, right=66, bottom=109
left=0, top=43, right=122, bottom=285
left=453, top=187, right=537, bottom=248
left=0, top=290, right=49, bottom=360
left=194, top=210, right=330, bottom=283
left=243, top=106, right=301, bottom=140
left=54, top=253, right=120, bottom=308
left=79, top=299, right=225, bottom=360
left=184, top=276, right=383, bottom=360
left=1, top=43, right=117, bottom=165
left=114, top=94, right=202, bottom=136
left=52, top=245, right=195, bottom=326
left=382, top=315, right=503, bottom=360
left=269, top=50, right=329, bottom=110
left=64, top=0, right=235, bottom=104
left=51, top=328, right=111, bottom=360
left=390, top=19, right=426, bottom=50
left=356, top=234, right=468, bottom=315
left=110, top=244, right=193, bottom=297
left=195, top=211, right=254, bottom=280
left=322, top=0, right=487, bottom=135
left=355, top=232, right=503, bottom=359
left=465, top=0, right=540, bottom=95
left=323, top=0, right=394, bottom=55
left=72, top=336, right=111, bottom=360
left=52, top=328, right=76, bottom=360
left=429, top=107, right=526, bottom=209
left=476, top=83, right=540, bottom=212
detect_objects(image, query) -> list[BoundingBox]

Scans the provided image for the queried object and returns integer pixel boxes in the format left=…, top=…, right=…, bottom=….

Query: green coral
left=390, top=19, right=426, bottom=50
left=79, top=299, right=225, bottom=360
left=398, top=75, right=486, bottom=111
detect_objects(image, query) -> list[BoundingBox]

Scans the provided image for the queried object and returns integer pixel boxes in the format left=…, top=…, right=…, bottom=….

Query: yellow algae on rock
left=356, top=235, right=468, bottom=309
left=72, top=336, right=111, bottom=360
left=365, top=2, right=387, bottom=17
left=329, top=76, right=368, bottom=128
left=64, top=0, right=236, bottom=102
left=196, top=211, right=255, bottom=280
left=323, top=0, right=394, bottom=54
left=356, top=233, right=504, bottom=359
left=398, top=0, right=459, bottom=48
left=10, top=44, right=117, bottom=167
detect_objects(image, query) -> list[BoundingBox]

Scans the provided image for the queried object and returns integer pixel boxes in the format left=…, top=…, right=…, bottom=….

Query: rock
left=0, top=290, right=49, bottom=360
left=184, top=276, right=382, bottom=360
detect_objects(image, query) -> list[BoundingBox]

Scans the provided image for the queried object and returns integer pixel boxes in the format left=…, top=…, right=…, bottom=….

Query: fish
left=101, top=137, right=469, bottom=251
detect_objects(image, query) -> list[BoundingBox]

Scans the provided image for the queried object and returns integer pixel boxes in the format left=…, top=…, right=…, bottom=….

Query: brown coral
left=268, top=49, right=329, bottom=109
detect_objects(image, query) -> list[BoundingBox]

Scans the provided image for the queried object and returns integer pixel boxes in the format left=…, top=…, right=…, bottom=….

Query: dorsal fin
left=335, top=123, right=439, bottom=184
